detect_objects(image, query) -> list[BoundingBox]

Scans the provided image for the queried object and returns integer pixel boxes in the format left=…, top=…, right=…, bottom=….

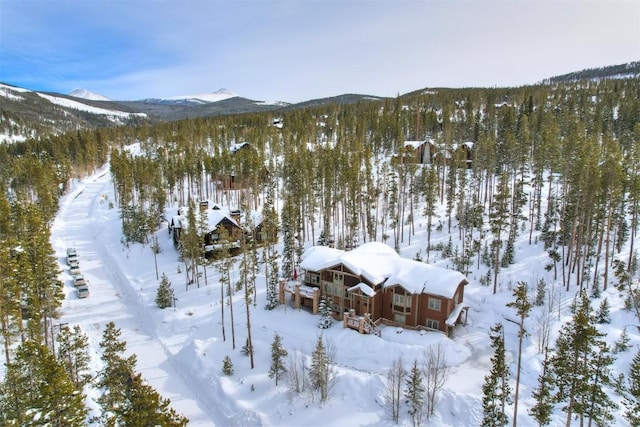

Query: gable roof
left=169, top=205, right=241, bottom=232
left=300, top=242, right=466, bottom=298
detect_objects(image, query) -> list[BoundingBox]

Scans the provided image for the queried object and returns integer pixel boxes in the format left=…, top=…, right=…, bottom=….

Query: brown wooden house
left=218, top=142, right=270, bottom=190
left=299, top=242, right=468, bottom=336
left=402, top=139, right=435, bottom=164
left=168, top=202, right=258, bottom=257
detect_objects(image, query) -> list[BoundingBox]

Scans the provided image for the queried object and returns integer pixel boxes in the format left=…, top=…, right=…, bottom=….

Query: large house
left=298, top=242, right=468, bottom=336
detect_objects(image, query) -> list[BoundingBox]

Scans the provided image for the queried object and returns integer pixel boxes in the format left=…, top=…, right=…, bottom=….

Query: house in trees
left=432, top=141, right=474, bottom=169
left=218, top=142, right=270, bottom=190
left=401, top=139, right=435, bottom=164
left=168, top=201, right=261, bottom=257
left=296, top=242, right=468, bottom=336
left=452, top=141, right=474, bottom=169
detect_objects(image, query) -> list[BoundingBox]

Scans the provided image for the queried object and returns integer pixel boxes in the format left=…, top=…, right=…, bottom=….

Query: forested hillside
left=0, top=72, right=639, bottom=425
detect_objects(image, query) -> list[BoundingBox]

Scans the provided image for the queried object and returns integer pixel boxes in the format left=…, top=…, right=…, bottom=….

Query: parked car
left=76, top=284, right=90, bottom=299
left=72, top=274, right=86, bottom=287
left=69, top=265, right=81, bottom=276
left=67, top=248, right=79, bottom=267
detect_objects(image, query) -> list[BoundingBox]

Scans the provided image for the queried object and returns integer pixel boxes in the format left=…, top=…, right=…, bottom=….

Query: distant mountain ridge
left=543, top=61, right=640, bottom=84
left=2, top=61, right=638, bottom=144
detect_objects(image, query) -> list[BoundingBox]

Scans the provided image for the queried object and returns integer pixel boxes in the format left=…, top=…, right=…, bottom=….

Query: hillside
left=543, top=61, right=640, bottom=84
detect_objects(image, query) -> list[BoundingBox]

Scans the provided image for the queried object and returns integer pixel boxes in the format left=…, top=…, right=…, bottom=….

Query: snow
left=164, top=88, right=238, bottom=103
left=48, top=164, right=640, bottom=426
left=69, top=88, right=111, bottom=101
left=0, top=83, right=27, bottom=101
left=36, top=92, right=147, bottom=120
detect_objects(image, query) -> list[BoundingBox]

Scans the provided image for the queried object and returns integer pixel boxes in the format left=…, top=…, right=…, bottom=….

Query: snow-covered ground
left=51, top=165, right=640, bottom=426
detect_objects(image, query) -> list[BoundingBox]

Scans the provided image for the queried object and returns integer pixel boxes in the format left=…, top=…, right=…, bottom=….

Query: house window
left=428, top=297, right=441, bottom=311
left=308, top=273, right=319, bottom=285
left=426, top=319, right=439, bottom=330
left=394, top=313, right=406, bottom=324
left=394, top=293, right=412, bottom=307
left=333, top=272, right=343, bottom=284
left=393, top=290, right=411, bottom=313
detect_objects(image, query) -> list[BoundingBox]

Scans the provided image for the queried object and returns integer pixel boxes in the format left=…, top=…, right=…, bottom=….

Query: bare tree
left=286, top=348, right=307, bottom=400
left=385, top=356, right=405, bottom=424
left=423, top=343, right=450, bottom=418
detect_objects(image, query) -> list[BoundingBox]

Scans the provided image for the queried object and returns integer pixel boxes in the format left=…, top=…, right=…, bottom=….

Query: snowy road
left=50, top=168, right=231, bottom=426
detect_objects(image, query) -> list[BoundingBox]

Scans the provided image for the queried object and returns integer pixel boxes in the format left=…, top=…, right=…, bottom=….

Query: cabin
left=402, top=139, right=435, bottom=164
left=218, top=142, right=270, bottom=190
left=168, top=201, right=260, bottom=257
left=453, top=141, right=474, bottom=169
left=297, top=242, right=468, bottom=336
left=432, top=141, right=474, bottom=168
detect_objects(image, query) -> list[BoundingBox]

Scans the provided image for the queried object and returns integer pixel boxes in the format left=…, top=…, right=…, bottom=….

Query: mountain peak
left=69, top=88, right=111, bottom=101
left=163, top=88, right=239, bottom=103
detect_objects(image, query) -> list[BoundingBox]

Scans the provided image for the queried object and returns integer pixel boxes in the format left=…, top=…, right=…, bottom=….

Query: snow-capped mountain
left=69, top=88, right=111, bottom=101
left=0, top=83, right=149, bottom=144
left=160, top=88, right=238, bottom=104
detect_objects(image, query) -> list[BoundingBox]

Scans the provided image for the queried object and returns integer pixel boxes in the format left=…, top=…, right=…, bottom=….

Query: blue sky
left=1, top=0, right=638, bottom=103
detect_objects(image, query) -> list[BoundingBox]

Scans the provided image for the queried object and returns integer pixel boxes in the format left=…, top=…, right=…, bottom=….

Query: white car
left=67, top=248, right=79, bottom=267
left=76, top=284, right=89, bottom=299
left=69, top=265, right=81, bottom=276
left=72, top=274, right=86, bottom=287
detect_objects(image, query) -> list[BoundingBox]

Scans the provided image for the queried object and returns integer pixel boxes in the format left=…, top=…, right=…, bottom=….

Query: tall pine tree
left=482, top=323, right=511, bottom=426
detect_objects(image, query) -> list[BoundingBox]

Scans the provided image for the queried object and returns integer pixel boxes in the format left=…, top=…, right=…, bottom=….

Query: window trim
left=426, top=319, right=439, bottom=330
left=428, top=297, right=441, bottom=311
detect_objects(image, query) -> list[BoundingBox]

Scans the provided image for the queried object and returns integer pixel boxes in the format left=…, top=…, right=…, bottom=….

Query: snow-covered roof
left=300, top=242, right=466, bottom=298
left=404, top=139, right=434, bottom=149
left=169, top=204, right=241, bottom=232
left=347, top=282, right=377, bottom=297
left=446, top=302, right=469, bottom=326
left=230, top=141, right=250, bottom=153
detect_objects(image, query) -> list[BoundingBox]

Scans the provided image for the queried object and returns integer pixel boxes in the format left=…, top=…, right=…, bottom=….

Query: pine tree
left=95, top=322, right=188, bottom=425
left=623, top=350, right=640, bottom=426
left=482, top=323, right=511, bottom=426
left=506, top=281, right=532, bottom=426
left=489, top=171, right=511, bottom=293
left=0, top=340, right=87, bottom=426
left=548, top=291, right=617, bottom=426
left=56, top=324, right=92, bottom=390
left=120, top=374, right=188, bottom=427
left=95, top=321, right=138, bottom=426
left=405, top=358, right=425, bottom=427
left=155, top=273, right=175, bottom=309
left=269, top=332, right=288, bottom=386
left=595, top=297, right=611, bottom=324
left=318, top=295, right=332, bottom=329
left=309, top=335, right=335, bottom=402
left=534, top=278, right=546, bottom=306
left=529, top=348, right=554, bottom=426
left=614, top=327, right=631, bottom=353
left=222, top=355, right=234, bottom=376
